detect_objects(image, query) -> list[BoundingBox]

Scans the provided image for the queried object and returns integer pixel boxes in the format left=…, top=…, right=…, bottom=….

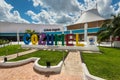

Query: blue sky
left=0, top=0, right=120, bottom=25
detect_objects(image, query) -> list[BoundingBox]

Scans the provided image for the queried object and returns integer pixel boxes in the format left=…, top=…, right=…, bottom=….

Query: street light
left=17, top=47, right=20, bottom=57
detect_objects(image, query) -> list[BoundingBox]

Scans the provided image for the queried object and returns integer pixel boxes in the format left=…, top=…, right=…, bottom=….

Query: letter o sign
left=31, top=34, right=38, bottom=45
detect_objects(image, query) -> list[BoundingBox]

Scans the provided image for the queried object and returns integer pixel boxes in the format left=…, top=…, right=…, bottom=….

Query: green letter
left=55, top=34, right=64, bottom=46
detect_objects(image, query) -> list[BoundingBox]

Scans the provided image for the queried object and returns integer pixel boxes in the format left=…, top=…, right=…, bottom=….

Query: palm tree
left=97, top=13, right=120, bottom=46
left=97, top=20, right=112, bottom=42
left=111, top=13, right=120, bottom=37
left=25, top=29, right=35, bottom=36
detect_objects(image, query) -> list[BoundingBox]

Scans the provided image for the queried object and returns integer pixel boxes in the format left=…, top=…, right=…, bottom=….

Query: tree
left=97, top=13, right=120, bottom=46
left=111, top=13, right=120, bottom=37
left=97, top=20, right=112, bottom=42
left=25, top=29, right=35, bottom=36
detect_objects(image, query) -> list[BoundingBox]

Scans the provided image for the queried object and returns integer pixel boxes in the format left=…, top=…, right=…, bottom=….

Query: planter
left=0, top=57, right=63, bottom=73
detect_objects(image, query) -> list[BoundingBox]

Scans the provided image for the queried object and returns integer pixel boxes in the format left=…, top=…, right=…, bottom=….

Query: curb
left=33, top=58, right=63, bottom=73
left=82, top=63, right=105, bottom=80
left=0, top=57, right=63, bottom=73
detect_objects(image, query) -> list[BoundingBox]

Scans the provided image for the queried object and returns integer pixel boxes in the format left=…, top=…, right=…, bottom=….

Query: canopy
left=75, top=9, right=106, bottom=24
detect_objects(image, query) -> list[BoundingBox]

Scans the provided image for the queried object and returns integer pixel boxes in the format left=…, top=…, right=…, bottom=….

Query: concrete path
left=60, top=51, right=84, bottom=79
left=0, top=49, right=37, bottom=61
left=0, top=51, right=85, bottom=80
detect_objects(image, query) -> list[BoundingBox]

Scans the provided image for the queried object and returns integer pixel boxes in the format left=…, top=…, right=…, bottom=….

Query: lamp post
left=62, top=50, right=65, bottom=65
left=63, top=51, right=64, bottom=61
left=17, top=47, right=20, bottom=57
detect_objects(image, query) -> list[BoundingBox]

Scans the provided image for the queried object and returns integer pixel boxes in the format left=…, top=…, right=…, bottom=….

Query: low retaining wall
left=22, top=45, right=99, bottom=52
left=82, top=63, right=105, bottom=80
left=34, top=58, right=63, bottom=73
left=113, top=41, right=120, bottom=48
left=0, top=57, right=63, bottom=73
left=0, top=57, right=37, bottom=67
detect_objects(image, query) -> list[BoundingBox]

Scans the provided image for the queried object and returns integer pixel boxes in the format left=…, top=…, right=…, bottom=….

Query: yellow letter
left=76, top=34, right=84, bottom=47
left=31, top=34, right=38, bottom=45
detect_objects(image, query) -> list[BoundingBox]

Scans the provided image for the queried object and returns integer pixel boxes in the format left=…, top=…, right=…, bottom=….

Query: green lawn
left=9, top=50, right=67, bottom=66
left=81, top=47, right=120, bottom=80
left=0, top=45, right=28, bottom=56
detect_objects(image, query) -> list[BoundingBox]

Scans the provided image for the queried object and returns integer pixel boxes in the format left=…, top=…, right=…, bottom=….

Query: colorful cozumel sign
left=23, top=33, right=85, bottom=46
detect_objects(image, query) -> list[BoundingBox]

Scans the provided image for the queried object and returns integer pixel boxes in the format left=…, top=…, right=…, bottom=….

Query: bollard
left=4, top=57, right=7, bottom=62
left=46, top=61, right=50, bottom=68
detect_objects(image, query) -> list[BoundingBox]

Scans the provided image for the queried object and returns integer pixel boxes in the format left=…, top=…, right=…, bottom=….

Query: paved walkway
left=0, top=49, right=37, bottom=61
left=49, top=52, right=85, bottom=80
left=0, top=51, right=84, bottom=80
left=61, top=51, right=84, bottom=79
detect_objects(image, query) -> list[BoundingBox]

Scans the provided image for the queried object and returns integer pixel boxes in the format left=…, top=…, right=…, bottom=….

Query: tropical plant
left=111, top=13, right=120, bottom=37
left=25, top=29, right=35, bottom=36
left=0, top=39, right=9, bottom=45
left=97, top=20, right=112, bottom=42
left=97, top=13, right=120, bottom=44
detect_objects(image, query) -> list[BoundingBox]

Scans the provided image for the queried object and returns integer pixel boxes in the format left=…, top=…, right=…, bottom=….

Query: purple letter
left=38, top=33, right=46, bottom=45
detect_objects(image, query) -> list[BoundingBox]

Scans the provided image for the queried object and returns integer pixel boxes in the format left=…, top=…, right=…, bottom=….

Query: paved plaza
left=0, top=51, right=84, bottom=80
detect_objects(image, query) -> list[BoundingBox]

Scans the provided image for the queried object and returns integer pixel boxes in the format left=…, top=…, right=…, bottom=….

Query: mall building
left=0, top=22, right=64, bottom=41
left=67, top=9, right=108, bottom=41
left=0, top=9, right=109, bottom=42
left=1, top=8, right=120, bottom=47
left=66, top=9, right=120, bottom=47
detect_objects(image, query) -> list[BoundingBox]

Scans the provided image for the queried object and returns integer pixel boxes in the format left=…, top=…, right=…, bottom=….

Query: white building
left=0, top=22, right=64, bottom=41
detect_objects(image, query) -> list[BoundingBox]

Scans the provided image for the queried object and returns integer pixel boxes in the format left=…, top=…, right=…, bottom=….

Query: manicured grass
left=9, top=50, right=67, bottom=66
left=0, top=45, right=28, bottom=56
left=81, top=47, right=120, bottom=80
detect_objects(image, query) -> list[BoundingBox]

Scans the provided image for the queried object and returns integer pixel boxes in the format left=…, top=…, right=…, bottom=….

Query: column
left=70, top=30, right=72, bottom=34
left=84, top=23, right=88, bottom=42
left=17, top=30, right=20, bottom=44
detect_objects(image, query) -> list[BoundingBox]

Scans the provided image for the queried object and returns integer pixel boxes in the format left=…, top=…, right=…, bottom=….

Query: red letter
left=66, top=34, right=74, bottom=46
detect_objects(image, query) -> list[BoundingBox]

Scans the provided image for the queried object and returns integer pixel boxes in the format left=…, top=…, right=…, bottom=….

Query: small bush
left=0, top=39, right=9, bottom=45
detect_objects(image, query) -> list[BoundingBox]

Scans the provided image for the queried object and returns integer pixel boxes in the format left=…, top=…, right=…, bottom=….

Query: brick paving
left=0, top=51, right=84, bottom=80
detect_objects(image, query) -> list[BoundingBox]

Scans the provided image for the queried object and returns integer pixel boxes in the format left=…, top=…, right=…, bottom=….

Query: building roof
left=0, top=21, right=64, bottom=33
left=75, top=9, right=106, bottom=24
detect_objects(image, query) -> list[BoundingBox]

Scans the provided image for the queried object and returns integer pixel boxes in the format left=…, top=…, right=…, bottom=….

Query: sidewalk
left=59, top=51, right=85, bottom=79
left=0, top=49, right=38, bottom=61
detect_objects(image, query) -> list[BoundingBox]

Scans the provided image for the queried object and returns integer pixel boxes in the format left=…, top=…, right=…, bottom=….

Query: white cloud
left=30, top=0, right=102, bottom=24
left=32, top=0, right=80, bottom=14
left=115, top=2, right=120, bottom=15
left=81, top=0, right=118, bottom=18
left=32, top=0, right=42, bottom=7
left=26, top=10, right=55, bottom=24
left=29, top=0, right=82, bottom=24
left=83, top=0, right=97, bottom=10
left=30, top=0, right=119, bottom=24
left=97, top=0, right=115, bottom=18
left=56, top=14, right=74, bottom=24
left=0, top=0, right=29, bottom=23
left=26, top=9, right=79, bottom=25
left=1, top=0, right=119, bottom=25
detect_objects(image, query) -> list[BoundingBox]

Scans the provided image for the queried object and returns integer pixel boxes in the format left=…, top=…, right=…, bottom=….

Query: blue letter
left=23, top=33, right=30, bottom=45
left=47, top=34, right=54, bottom=45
